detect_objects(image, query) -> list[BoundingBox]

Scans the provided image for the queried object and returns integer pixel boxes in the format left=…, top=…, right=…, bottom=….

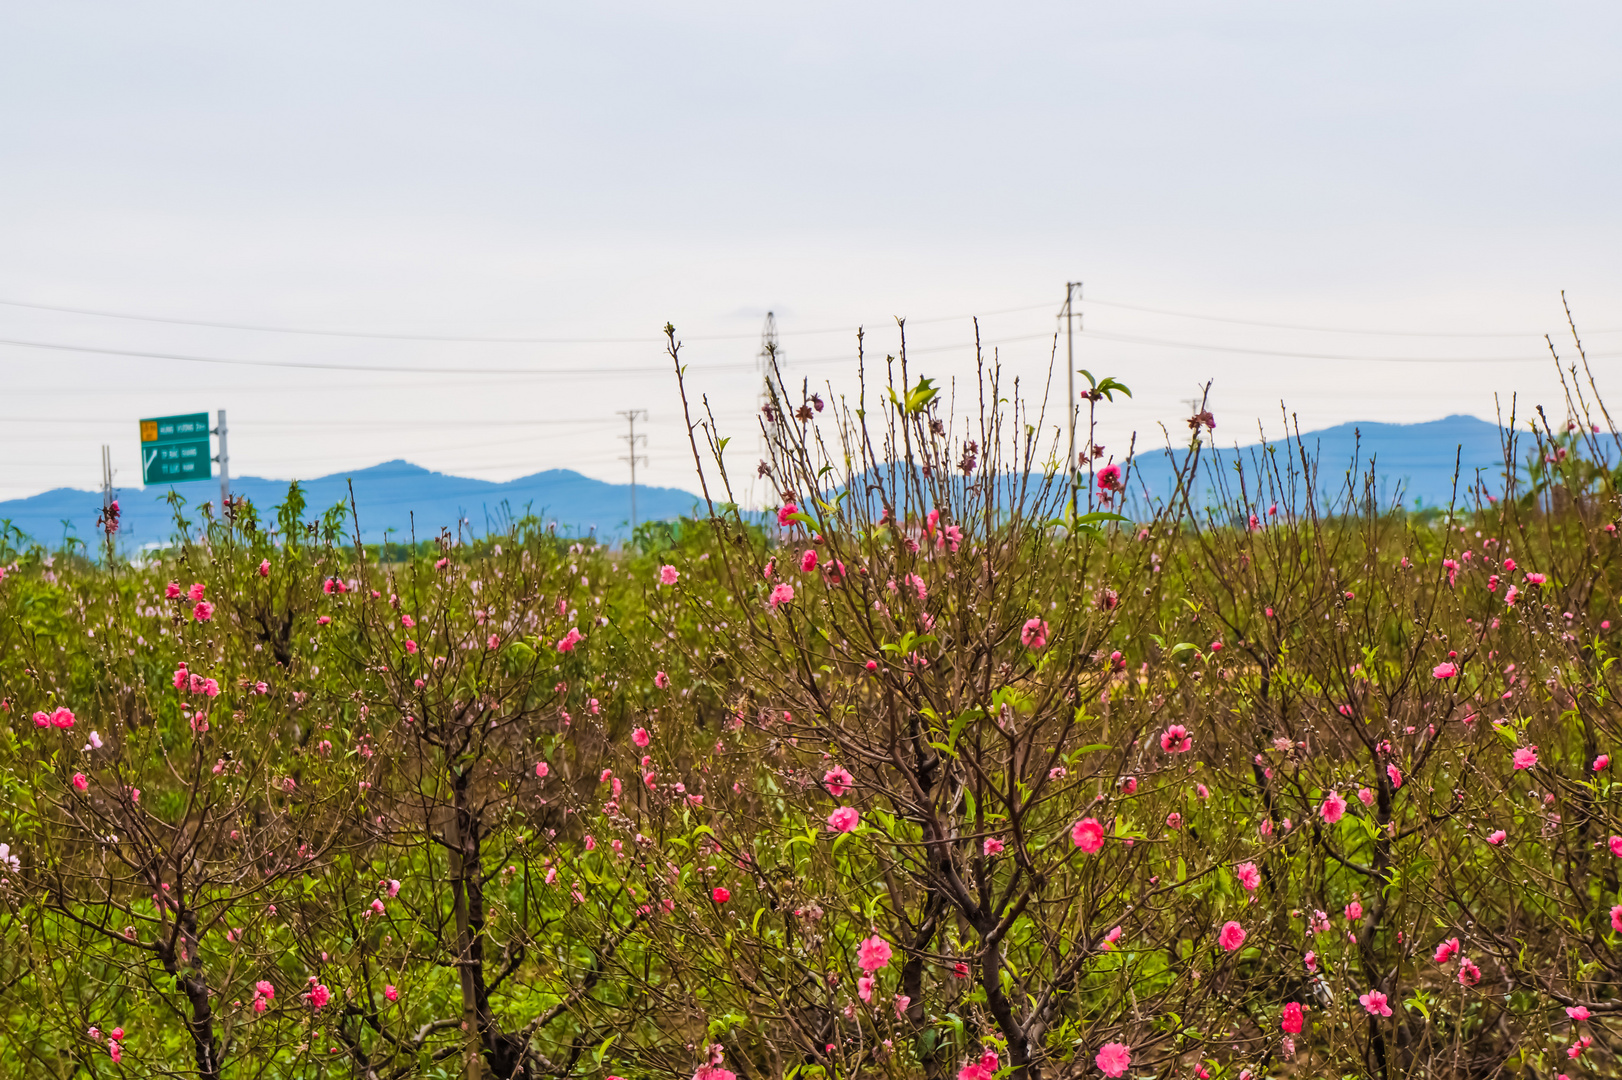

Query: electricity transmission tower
left=618, top=409, right=648, bottom=534
left=755, top=312, right=779, bottom=507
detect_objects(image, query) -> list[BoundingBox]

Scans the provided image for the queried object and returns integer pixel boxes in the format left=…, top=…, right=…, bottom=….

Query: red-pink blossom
left=632, top=727, right=651, bottom=748
left=1234, top=862, right=1261, bottom=891
left=800, top=549, right=818, bottom=573
left=1487, top=829, right=1506, bottom=845
left=556, top=627, right=584, bottom=652
left=1094, top=1041, right=1131, bottom=1078
left=823, top=767, right=853, bottom=796
left=1359, top=989, right=1391, bottom=1017
left=768, top=583, right=795, bottom=608
left=712, top=887, right=731, bottom=904
left=1021, top=618, right=1049, bottom=649
left=827, top=807, right=860, bottom=833
left=1434, top=937, right=1460, bottom=963
left=1432, top=662, right=1458, bottom=679
left=193, top=601, right=214, bottom=622
left=1321, top=790, right=1347, bottom=824
left=856, top=934, right=892, bottom=972
left=659, top=564, right=679, bottom=585
left=1219, top=920, right=1246, bottom=951
left=1160, top=724, right=1192, bottom=753
left=1071, top=818, right=1104, bottom=853
left=1512, top=746, right=1538, bottom=770
left=1281, top=1002, right=1303, bottom=1033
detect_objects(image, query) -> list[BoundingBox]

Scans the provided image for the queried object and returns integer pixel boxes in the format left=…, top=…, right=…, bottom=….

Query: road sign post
left=139, top=412, right=213, bottom=486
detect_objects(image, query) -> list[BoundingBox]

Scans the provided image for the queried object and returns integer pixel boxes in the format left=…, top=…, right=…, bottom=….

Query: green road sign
left=139, top=412, right=212, bottom=485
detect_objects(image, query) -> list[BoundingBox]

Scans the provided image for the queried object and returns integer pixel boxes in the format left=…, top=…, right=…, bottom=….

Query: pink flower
left=632, top=727, right=651, bottom=748
left=712, top=887, right=731, bottom=904
left=1512, top=746, right=1538, bottom=770
left=1160, top=724, right=1192, bottom=753
left=1345, top=900, right=1364, bottom=921
left=1095, top=464, right=1123, bottom=492
left=857, top=974, right=875, bottom=1002
left=405, top=639, right=418, bottom=654
left=1458, top=958, right=1481, bottom=985
left=72, top=773, right=88, bottom=792
left=1071, top=818, right=1105, bottom=853
left=654, top=671, right=670, bottom=689
left=1094, top=1041, right=1131, bottom=1077
left=1166, top=811, right=1182, bottom=829
left=983, top=837, right=1005, bottom=856
left=1219, top=920, right=1246, bottom=951
left=1568, top=1005, right=1591, bottom=1022
left=800, top=549, right=818, bottom=574
left=258, top=559, right=270, bottom=576
left=894, top=994, right=911, bottom=1019
left=51, top=707, right=75, bottom=730
left=1234, top=862, right=1261, bottom=891
left=823, top=767, right=854, bottom=796
left=1358, top=787, right=1374, bottom=806
left=1100, top=925, right=1123, bottom=951
left=308, top=983, right=331, bottom=1009
left=1487, top=829, right=1506, bottom=845
left=958, top=1051, right=999, bottom=1080
left=768, top=583, right=795, bottom=608
left=857, top=934, right=892, bottom=972
left=1610, top=835, right=1622, bottom=858
left=659, top=564, right=680, bottom=585
left=1386, top=764, right=1403, bottom=789
left=1321, top=790, right=1347, bottom=824
left=384, top=984, right=398, bottom=1002
left=1596, top=755, right=1610, bottom=771
left=1434, top=937, right=1460, bottom=963
left=534, top=761, right=549, bottom=778
left=827, top=807, right=860, bottom=833
left=556, top=627, right=584, bottom=652
left=1281, top=1001, right=1303, bottom=1033
left=1021, top=618, right=1049, bottom=649
left=166, top=581, right=182, bottom=599
left=1525, top=572, right=1547, bottom=585
left=255, top=979, right=275, bottom=998
left=1432, top=662, right=1458, bottom=679
left=1612, top=905, right=1622, bottom=932
left=188, top=582, right=206, bottom=602
left=777, top=503, right=799, bottom=527
left=193, top=601, right=214, bottom=622
left=1359, top=989, right=1392, bottom=1017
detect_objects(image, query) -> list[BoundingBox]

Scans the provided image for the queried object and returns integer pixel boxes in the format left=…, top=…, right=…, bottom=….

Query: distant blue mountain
left=0, top=460, right=702, bottom=550
left=1134, top=414, right=1513, bottom=512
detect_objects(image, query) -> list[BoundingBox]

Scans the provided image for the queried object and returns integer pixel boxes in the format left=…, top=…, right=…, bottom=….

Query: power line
left=0, top=295, right=1055, bottom=343
left=1081, top=296, right=1622, bottom=338
left=1079, top=328, right=1620, bottom=364
left=0, top=330, right=1056, bottom=375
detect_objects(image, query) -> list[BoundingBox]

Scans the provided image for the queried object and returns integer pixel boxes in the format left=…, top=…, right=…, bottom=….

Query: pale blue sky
left=1, top=2, right=1618, bottom=499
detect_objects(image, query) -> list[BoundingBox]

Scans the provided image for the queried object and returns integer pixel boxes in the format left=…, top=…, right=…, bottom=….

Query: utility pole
left=100, top=445, right=113, bottom=515
left=618, top=409, right=648, bottom=534
left=756, top=312, right=778, bottom=509
left=214, top=409, right=230, bottom=509
left=1064, top=282, right=1081, bottom=516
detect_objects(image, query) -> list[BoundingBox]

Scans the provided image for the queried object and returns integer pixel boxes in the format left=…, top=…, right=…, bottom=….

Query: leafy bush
left=3, top=337, right=1622, bottom=1080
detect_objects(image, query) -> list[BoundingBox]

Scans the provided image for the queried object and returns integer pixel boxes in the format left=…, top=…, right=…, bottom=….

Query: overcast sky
left=1, top=2, right=1619, bottom=503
